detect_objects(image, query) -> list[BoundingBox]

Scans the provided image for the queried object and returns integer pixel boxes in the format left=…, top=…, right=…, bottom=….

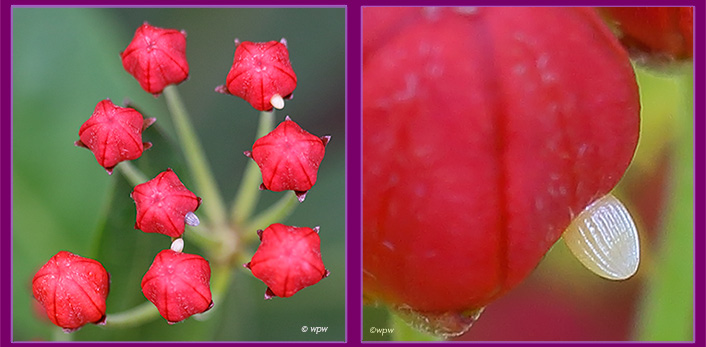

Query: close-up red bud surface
left=32, top=251, right=110, bottom=332
left=363, top=6, right=640, bottom=334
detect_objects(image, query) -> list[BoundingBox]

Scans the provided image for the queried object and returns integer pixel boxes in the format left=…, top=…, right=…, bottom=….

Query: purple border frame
left=3, top=1, right=704, bottom=346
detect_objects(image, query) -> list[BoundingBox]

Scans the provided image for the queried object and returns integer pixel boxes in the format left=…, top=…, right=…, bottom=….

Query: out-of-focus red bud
left=131, top=168, right=201, bottom=238
left=141, top=249, right=213, bottom=324
left=121, top=22, right=189, bottom=96
left=32, top=251, right=110, bottom=332
left=363, top=6, right=640, bottom=332
left=598, top=7, right=693, bottom=61
left=75, top=99, right=154, bottom=175
left=215, top=39, right=297, bottom=111
left=245, top=223, right=329, bottom=299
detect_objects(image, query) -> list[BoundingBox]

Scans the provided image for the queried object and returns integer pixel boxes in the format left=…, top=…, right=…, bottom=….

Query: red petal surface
left=251, top=118, right=326, bottom=192
left=225, top=41, right=297, bottom=111
left=141, top=250, right=212, bottom=323
left=121, top=22, right=189, bottom=95
left=248, top=223, right=327, bottom=298
left=32, top=251, right=110, bottom=330
left=363, top=7, right=640, bottom=313
left=132, top=168, right=201, bottom=237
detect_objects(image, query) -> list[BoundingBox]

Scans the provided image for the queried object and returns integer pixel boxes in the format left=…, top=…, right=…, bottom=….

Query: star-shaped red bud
left=75, top=99, right=154, bottom=175
left=215, top=39, right=297, bottom=111
left=245, top=223, right=329, bottom=299
left=245, top=116, right=330, bottom=202
left=131, top=168, right=202, bottom=238
left=121, top=22, right=189, bottom=96
left=141, top=250, right=213, bottom=324
left=32, top=251, right=110, bottom=332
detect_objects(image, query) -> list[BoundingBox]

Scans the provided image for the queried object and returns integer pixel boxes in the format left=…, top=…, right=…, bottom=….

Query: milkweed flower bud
left=32, top=251, right=110, bottom=332
left=363, top=7, right=640, bottom=335
left=121, top=22, right=189, bottom=96
left=141, top=250, right=213, bottom=324
left=75, top=99, right=154, bottom=175
left=245, top=116, right=330, bottom=202
left=245, top=223, right=329, bottom=299
left=215, top=39, right=297, bottom=111
left=131, top=168, right=202, bottom=238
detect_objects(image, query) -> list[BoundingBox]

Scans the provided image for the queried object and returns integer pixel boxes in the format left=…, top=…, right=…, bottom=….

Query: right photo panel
left=362, top=6, right=694, bottom=341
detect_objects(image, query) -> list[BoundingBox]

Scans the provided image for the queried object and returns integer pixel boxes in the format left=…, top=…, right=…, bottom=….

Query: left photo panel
left=12, top=7, right=345, bottom=341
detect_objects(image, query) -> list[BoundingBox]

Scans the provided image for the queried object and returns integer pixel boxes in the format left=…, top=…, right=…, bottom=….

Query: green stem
left=634, top=66, right=694, bottom=341
left=184, top=223, right=220, bottom=251
left=116, top=161, right=148, bottom=186
left=103, top=301, right=160, bottom=328
left=243, top=192, right=299, bottom=242
left=163, top=85, right=228, bottom=227
left=231, top=110, right=275, bottom=226
left=51, top=327, right=73, bottom=341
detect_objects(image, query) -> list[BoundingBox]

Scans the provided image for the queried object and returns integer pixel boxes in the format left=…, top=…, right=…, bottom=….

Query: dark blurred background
left=13, top=7, right=345, bottom=341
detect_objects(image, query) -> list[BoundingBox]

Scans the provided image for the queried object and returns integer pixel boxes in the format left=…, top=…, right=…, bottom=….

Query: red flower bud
left=245, top=116, right=330, bottom=202
left=598, top=7, right=693, bottom=62
left=32, top=251, right=110, bottom=332
left=245, top=223, right=329, bottom=299
left=75, top=99, right=154, bottom=175
left=141, top=250, right=213, bottom=324
left=120, top=22, right=189, bottom=96
left=363, top=6, right=639, bottom=328
left=131, top=168, right=202, bottom=237
left=215, top=39, right=297, bottom=111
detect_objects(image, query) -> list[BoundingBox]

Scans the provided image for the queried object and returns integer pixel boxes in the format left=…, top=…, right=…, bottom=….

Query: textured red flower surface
left=598, top=7, right=693, bottom=61
left=75, top=99, right=154, bottom=175
left=120, top=22, right=189, bottom=96
left=141, top=250, right=213, bottom=324
left=363, top=6, right=640, bottom=317
left=245, top=116, right=330, bottom=201
left=131, top=168, right=202, bottom=237
left=245, top=223, right=329, bottom=299
left=32, top=251, right=110, bottom=332
left=216, top=39, right=297, bottom=111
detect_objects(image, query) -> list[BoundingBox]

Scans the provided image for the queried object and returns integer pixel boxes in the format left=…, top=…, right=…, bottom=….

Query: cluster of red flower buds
left=34, top=21, right=329, bottom=332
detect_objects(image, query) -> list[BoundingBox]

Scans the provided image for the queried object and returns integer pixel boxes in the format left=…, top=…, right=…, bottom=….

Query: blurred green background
left=13, top=7, right=345, bottom=341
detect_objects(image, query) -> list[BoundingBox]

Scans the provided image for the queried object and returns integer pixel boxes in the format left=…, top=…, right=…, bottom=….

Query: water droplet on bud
left=392, top=305, right=485, bottom=338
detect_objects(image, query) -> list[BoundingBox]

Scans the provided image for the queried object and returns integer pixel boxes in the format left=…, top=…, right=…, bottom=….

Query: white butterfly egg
left=185, top=211, right=200, bottom=227
left=171, top=238, right=185, bottom=253
left=563, top=193, right=640, bottom=280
